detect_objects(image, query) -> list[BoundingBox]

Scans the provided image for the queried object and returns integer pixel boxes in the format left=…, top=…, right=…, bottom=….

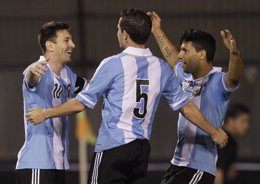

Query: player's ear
left=46, top=40, right=54, bottom=52
left=122, top=30, right=129, bottom=41
left=199, top=50, right=206, bottom=60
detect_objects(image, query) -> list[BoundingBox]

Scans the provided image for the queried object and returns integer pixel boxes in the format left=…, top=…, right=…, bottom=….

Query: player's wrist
left=43, top=109, right=51, bottom=119
left=230, top=49, right=240, bottom=55
left=209, top=127, right=217, bottom=137
left=153, top=27, right=163, bottom=36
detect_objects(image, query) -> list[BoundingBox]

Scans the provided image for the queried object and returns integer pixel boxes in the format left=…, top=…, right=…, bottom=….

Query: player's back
left=77, top=47, right=188, bottom=152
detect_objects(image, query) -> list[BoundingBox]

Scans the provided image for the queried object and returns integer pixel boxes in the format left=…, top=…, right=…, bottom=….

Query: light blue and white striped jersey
left=76, top=47, right=189, bottom=152
left=16, top=56, right=79, bottom=170
left=171, top=62, right=238, bottom=175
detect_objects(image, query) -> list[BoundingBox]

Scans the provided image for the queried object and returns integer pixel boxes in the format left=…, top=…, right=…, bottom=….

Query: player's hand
left=221, top=29, right=240, bottom=55
left=29, top=58, right=49, bottom=77
left=26, top=108, right=47, bottom=125
left=147, top=11, right=161, bottom=33
left=211, top=128, right=228, bottom=148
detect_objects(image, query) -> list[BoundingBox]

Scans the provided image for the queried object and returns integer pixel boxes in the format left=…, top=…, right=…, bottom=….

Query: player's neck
left=44, top=53, right=65, bottom=76
left=126, top=40, right=145, bottom=49
left=47, top=59, right=64, bottom=76
left=192, top=63, right=213, bottom=79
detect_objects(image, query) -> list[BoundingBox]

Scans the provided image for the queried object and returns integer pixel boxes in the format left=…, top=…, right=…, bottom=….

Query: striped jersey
left=16, top=56, right=82, bottom=170
left=171, top=62, right=238, bottom=175
left=76, top=47, right=189, bottom=152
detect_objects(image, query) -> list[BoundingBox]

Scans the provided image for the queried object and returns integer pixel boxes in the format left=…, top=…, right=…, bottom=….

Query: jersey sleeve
left=23, top=56, right=46, bottom=92
left=213, top=72, right=239, bottom=101
left=163, top=66, right=189, bottom=111
left=23, top=65, right=41, bottom=92
left=222, top=73, right=239, bottom=95
left=76, top=58, right=114, bottom=109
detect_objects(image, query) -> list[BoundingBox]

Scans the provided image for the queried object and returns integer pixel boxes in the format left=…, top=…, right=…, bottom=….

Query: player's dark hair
left=180, top=29, right=216, bottom=63
left=38, top=21, right=69, bottom=53
left=224, top=103, right=250, bottom=122
left=120, top=8, right=152, bottom=44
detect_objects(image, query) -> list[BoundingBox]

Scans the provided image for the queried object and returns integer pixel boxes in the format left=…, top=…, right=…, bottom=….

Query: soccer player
left=15, top=21, right=87, bottom=184
left=216, top=104, right=250, bottom=184
left=148, top=12, right=243, bottom=184
left=26, top=9, right=227, bottom=184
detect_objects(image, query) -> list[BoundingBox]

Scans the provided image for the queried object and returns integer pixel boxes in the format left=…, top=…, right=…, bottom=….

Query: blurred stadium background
left=0, top=0, right=259, bottom=183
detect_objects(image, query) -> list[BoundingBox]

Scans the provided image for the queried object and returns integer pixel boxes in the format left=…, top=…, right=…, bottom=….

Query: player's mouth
left=66, top=51, right=72, bottom=56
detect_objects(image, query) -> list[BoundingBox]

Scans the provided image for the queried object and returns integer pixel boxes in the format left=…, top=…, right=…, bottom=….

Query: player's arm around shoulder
left=26, top=57, right=49, bottom=87
left=221, top=29, right=243, bottom=90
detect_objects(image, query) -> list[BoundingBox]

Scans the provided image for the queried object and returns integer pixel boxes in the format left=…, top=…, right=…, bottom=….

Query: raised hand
left=221, top=29, right=240, bottom=55
left=29, top=58, right=48, bottom=77
left=147, top=11, right=161, bottom=33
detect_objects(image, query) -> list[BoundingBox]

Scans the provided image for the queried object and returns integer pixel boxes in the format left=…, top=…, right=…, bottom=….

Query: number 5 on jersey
left=133, top=79, right=149, bottom=119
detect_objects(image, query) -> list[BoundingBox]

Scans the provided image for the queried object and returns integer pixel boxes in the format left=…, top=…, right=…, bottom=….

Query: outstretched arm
left=180, top=102, right=228, bottom=148
left=26, top=58, right=48, bottom=87
left=148, top=11, right=179, bottom=68
left=26, top=98, right=86, bottom=124
left=222, top=29, right=243, bottom=90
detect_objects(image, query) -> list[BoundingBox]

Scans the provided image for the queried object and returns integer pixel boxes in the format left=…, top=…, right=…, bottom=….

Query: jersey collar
left=184, top=66, right=222, bottom=82
left=122, top=47, right=153, bottom=57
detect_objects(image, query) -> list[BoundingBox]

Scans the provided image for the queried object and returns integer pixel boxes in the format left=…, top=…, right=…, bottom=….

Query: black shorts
left=15, top=169, right=65, bottom=184
left=161, top=165, right=215, bottom=184
left=88, top=139, right=151, bottom=184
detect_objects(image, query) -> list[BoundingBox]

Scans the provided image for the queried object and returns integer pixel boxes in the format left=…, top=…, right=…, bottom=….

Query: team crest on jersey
left=181, top=80, right=190, bottom=90
left=181, top=80, right=203, bottom=97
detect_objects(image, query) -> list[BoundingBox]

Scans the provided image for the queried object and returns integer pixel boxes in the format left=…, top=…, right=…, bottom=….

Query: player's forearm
left=44, top=98, right=85, bottom=119
left=226, top=50, right=243, bottom=87
left=214, top=169, right=224, bottom=184
left=26, top=71, right=40, bottom=87
left=153, top=28, right=179, bottom=68
left=180, top=102, right=216, bottom=136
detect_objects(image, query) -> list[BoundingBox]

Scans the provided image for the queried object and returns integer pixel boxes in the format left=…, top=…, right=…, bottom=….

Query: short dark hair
left=179, top=29, right=216, bottom=63
left=120, top=8, right=152, bottom=44
left=225, top=103, right=250, bottom=122
left=38, top=21, right=69, bottom=53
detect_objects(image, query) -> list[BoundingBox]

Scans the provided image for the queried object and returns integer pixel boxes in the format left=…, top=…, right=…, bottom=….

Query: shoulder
left=208, top=71, right=225, bottom=83
left=98, top=53, right=124, bottom=71
left=150, top=56, right=172, bottom=71
left=102, top=53, right=123, bottom=64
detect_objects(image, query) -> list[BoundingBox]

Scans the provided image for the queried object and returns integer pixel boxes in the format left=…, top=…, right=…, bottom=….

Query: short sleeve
left=23, top=56, right=46, bottom=92
left=23, top=66, right=41, bottom=92
left=76, top=58, right=114, bottom=109
left=163, top=66, right=189, bottom=111
left=222, top=73, right=239, bottom=93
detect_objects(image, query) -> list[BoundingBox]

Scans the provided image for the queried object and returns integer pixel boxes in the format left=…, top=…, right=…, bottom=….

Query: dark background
left=0, top=0, right=259, bottom=183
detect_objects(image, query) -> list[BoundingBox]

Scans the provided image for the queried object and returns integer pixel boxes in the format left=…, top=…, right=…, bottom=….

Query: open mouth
left=66, top=51, right=72, bottom=56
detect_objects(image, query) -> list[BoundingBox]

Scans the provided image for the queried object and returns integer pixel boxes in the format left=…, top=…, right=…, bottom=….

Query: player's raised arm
left=148, top=11, right=179, bottom=68
left=222, top=29, right=243, bottom=90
